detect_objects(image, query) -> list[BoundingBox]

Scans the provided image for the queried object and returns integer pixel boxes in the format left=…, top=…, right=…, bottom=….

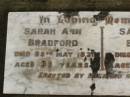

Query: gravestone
left=3, top=11, right=130, bottom=95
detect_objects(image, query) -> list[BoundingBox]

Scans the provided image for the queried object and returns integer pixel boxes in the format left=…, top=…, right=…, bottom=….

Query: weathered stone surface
left=3, top=12, right=130, bottom=95
left=1, top=0, right=130, bottom=97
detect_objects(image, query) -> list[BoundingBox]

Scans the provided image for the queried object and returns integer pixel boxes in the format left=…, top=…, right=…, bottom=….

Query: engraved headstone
left=3, top=12, right=130, bottom=95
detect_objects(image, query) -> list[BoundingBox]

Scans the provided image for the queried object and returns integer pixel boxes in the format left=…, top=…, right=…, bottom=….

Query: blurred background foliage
left=0, top=0, right=129, bottom=12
